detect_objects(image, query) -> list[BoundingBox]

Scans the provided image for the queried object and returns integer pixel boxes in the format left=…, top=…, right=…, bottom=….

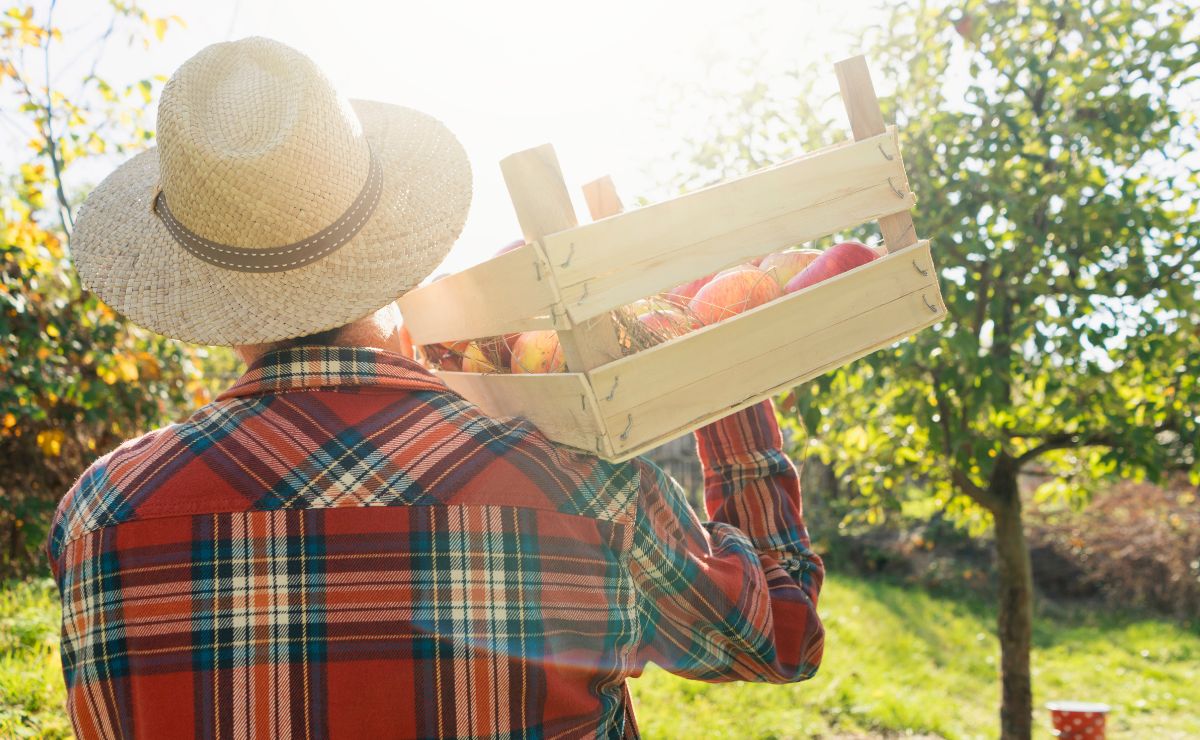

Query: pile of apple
left=411, top=239, right=884, bottom=374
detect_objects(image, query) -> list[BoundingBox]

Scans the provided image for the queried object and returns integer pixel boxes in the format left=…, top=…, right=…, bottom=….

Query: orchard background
left=2, top=1, right=1197, bottom=738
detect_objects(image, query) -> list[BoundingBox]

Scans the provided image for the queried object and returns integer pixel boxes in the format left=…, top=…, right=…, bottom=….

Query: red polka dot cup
left=1047, top=701, right=1110, bottom=739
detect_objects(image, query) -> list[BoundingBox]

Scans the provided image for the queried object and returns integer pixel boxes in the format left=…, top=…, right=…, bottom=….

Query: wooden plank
left=500, top=144, right=624, bottom=371
left=605, top=268, right=945, bottom=457
left=835, top=55, right=917, bottom=252
left=540, top=129, right=909, bottom=318
left=398, top=243, right=560, bottom=345
left=562, top=177, right=914, bottom=322
left=582, top=175, right=624, bottom=221
left=589, top=241, right=942, bottom=424
left=436, top=370, right=606, bottom=454
left=608, top=287, right=941, bottom=461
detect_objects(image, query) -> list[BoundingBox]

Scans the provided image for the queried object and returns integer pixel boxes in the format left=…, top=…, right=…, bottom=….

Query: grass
left=3, top=576, right=1196, bottom=739
left=629, top=577, right=1200, bottom=739
left=1, top=579, right=71, bottom=739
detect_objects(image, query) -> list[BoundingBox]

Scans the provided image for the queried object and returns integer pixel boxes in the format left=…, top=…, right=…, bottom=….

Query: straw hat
left=72, top=37, right=471, bottom=345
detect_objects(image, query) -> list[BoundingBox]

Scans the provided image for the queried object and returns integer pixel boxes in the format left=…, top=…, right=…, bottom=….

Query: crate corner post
left=499, top=145, right=624, bottom=375
left=834, top=54, right=917, bottom=252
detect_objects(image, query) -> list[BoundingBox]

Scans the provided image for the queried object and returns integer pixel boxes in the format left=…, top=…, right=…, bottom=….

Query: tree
left=0, top=2, right=228, bottom=576
left=663, top=1, right=1199, bottom=737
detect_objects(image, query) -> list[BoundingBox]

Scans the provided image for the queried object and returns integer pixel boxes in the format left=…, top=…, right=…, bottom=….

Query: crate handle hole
left=878, top=143, right=894, bottom=161
left=605, top=376, right=620, bottom=401
left=912, top=260, right=929, bottom=277
left=560, top=243, right=575, bottom=268
left=619, top=414, right=633, bottom=440
left=887, top=177, right=906, bottom=199
left=923, top=293, right=939, bottom=313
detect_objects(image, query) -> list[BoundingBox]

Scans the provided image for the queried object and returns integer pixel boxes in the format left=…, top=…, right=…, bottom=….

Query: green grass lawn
left=3, top=576, right=1197, bottom=739
left=630, top=577, right=1200, bottom=738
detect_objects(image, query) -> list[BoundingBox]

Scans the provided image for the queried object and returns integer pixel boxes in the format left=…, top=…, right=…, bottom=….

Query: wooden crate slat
left=588, top=242, right=943, bottom=443
left=436, top=370, right=605, bottom=453
left=609, top=290, right=941, bottom=460
left=603, top=258, right=945, bottom=457
left=590, top=240, right=936, bottom=415
left=397, top=243, right=561, bottom=345
left=540, top=128, right=906, bottom=296
left=561, top=179, right=915, bottom=322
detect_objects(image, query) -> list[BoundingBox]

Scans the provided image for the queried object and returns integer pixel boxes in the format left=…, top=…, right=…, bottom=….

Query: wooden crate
left=398, top=56, right=947, bottom=462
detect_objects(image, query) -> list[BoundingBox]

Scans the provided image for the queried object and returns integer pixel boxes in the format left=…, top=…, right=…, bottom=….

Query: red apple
left=759, top=249, right=822, bottom=289
left=635, top=305, right=692, bottom=345
left=663, top=273, right=715, bottom=308
left=784, top=241, right=879, bottom=294
left=688, top=266, right=782, bottom=326
left=510, top=330, right=565, bottom=374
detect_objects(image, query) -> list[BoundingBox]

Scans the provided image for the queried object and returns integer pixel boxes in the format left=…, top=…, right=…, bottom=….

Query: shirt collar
left=218, top=346, right=448, bottom=401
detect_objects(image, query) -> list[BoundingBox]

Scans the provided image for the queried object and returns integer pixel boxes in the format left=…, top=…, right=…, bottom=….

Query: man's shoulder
left=419, top=390, right=645, bottom=522
left=47, top=403, right=230, bottom=563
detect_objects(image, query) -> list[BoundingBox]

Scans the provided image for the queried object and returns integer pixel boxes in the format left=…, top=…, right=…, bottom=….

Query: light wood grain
left=835, top=55, right=917, bottom=252
left=397, top=243, right=561, bottom=345
left=582, top=175, right=624, bottom=221
left=562, top=177, right=914, bottom=322
left=500, top=144, right=624, bottom=371
left=607, top=286, right=941, bottom=461
left=600, top=246, right=946, bottom=456
left=540, top=129, right=909, bottom=320
left=590, top=240, right=939, bottom=417
left=436, top=370, right=606, bottom=454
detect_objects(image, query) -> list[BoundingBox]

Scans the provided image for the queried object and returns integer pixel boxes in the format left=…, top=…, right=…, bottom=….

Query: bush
left=1027, top=477, right=1200, bottom=619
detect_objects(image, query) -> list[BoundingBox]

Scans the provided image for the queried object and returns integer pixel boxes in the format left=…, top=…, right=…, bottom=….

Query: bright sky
left=29, top=0, right=882, bottom=273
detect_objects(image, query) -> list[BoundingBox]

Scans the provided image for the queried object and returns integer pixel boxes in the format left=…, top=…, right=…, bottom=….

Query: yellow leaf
left=117, top=356, right=139, bottom=382
left=2, top=412, right=16, bottom=429
left=45, top=324, right=60, bottom=338
left=37, top=429, right=64, bottom=457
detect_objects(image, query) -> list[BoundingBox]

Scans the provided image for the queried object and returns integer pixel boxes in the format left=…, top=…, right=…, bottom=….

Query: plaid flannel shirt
left=48, top=346, right=824, bottom=739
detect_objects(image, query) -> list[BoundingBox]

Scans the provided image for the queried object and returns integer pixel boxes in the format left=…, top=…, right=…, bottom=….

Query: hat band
left=154, top=149, right=384, bottom=273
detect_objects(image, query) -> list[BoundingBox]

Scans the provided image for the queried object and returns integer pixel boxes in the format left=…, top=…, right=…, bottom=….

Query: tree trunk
left=992, top=465, right=1033, bottom=739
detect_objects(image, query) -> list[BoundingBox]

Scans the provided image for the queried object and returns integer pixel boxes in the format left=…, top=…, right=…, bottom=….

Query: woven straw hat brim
left=72, top=99, right=471, bottom=346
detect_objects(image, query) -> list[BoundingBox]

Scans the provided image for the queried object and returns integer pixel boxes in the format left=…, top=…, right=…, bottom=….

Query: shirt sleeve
left=629, top=399, right=824, bottom=683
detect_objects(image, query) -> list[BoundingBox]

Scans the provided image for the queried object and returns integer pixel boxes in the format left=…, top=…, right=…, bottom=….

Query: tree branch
left=953, top=467, right=1003, bottom=513
left=929, top=364, right=1002, bottom=512
left=42, top=0, right=74, bottom=236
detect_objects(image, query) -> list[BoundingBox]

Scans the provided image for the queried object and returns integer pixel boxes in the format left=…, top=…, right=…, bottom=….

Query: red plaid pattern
left=49, top=347, right=824, bottom=739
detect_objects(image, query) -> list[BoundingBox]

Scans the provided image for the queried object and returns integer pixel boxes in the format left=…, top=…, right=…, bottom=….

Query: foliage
left=665, top=0, right=1200, bottom=525
left=662, top=1, right=1198, bottom=732
left=0, top=2, right=226, bottom=577
left=795, top=0, right=1200, bottom=524
left=631, top=575, right=1200, bottom=739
